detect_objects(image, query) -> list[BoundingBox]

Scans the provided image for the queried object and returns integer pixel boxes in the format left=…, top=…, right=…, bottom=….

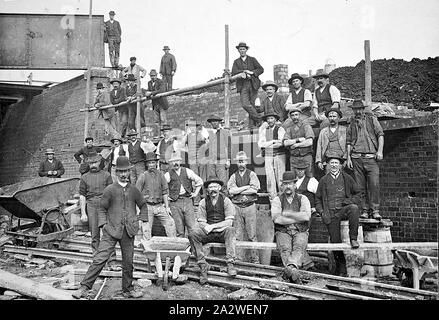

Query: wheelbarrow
left=0, top=177, right=79, bottom=247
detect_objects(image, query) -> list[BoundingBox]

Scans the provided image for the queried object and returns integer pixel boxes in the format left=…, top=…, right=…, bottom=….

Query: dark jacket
left=94, top=90, right=114, bottom=120
left=38, top=158, right=65, bottom=178
left=104, top=20, right=121, bottom=42
left=259, top=93, right=288, bottom=122
left=147, top=78, right=169, bottom=110
left=98, top=182, right=148, bottom=239
left=110, top=87, right=127, bottom=112
left=231, top=55, right=264, bottom=92
left=315, top=172, right=363, bottom=224
left=160, top=53, right=177, bottom=75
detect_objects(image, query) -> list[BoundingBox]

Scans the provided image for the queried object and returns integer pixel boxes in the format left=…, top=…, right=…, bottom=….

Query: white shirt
left=164, top=167, right=203, bottom=195
left=118, top=181, right=128, bottom=188
left=112, top=144, right=129, bottom=165
left=295, top=176, right=319, bottom=194
left=312, top=84, right=341, bottom=110
left=258, top=125, right=286, bottom=149
left=156, top=138, right=177, bottom=156
left=285, top=88, right=313, bottom=105
left=240, top=56, right=247, bottom=62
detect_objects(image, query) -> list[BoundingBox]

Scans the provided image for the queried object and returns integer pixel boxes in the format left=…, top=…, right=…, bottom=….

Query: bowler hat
left=261, top=80, right=278, bottom=92
left=163, top=46, right=170, bottom=50
left=288, top=73, right=304, bottom=85
left=130, top=56, right=136, bottom=61
left=45, top=148, right=55, bottom=154
left=126, top=73, right=137, bottom=82
left=111, top=135, right=123, bottom=143
left=168, top=152, right=183, bottom=162
left=126, top=129, right=138, bottom=137
left=312, top=70, right=330, bottom=79
left=96, top=82, right=104, bottom=89
left=349, top=99, right=366, bottom=109
left=149, top=69, right=158, bottom=76
left=289, top=107, right=303, bottom=115
left=115, top=156, right=133, bottom=170
left=281, top=171, right=297, bottom=183
left=145, top=152, right=158, bottom=162
left=85, top=136, right=94, bottom=142
left=203, top=176, right=224, bottom=188
left=109, top=11, right=115, bottom=15
left=110, top=78, right=122, bottom=84
left=293, top=160, right=310, bottom=170
left=207, top=114, right=222, bottom=123
left=263, top=112, right=280, bottom=121
left=86, top=153, right=101, bottom=164
left=325, top=107, right=343, bottom=118
left=161, top=124, right=172, bottom=131
left=236, top=42, right=249, bottom=49
left=234, top=151, right=249, bottom=161
left=325, top=151, right=345, bottom=164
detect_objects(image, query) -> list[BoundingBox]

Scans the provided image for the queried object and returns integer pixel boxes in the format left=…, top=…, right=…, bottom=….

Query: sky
left=1, top=0, right=438, bottom=88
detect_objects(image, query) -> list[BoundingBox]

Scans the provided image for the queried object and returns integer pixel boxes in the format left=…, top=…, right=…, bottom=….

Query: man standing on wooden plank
left=160, top=46, right=177, bottom=91
left=145, top=69, right=170, bottom=128
left=94, top=82, right=119, bottom=141
left=270, top=171, right=312, bottom=283
left=227, top=151, right=261, bottom=264
left=72, top=156, right=147, bottom=299
left=104, top=11, right=122, bottom=68
left=315, top=153, right=362, bottom=276
left=346, top=99, right=384, bottom=220
left=109, top=78, right=128, bottom=138
left=188, top=176, right=238, bottom=284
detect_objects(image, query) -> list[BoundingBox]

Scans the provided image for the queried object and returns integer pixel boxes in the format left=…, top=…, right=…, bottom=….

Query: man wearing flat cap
left=38, top=148, right=65, bottom=178
left=285, top=73, right=313, bottom=128
left=231, top=42, right=264, bottom=128
left=146, top=69, right=169, bottom=127
left=160, top=46, right=177, bottom=91
left=94, top=82, right=118, bottom=140
left=104, top=11, right=122, bottom=68
left=270, top=171, right=312, bottom=283
left=109, top=78, right=128, bottom=137
left=346, top=99, right=384, bottom=220
left=312, top=70, right=341, bottom=129
left=316, top=106, right=347, bottom=174
left=74, top=137, right=104, bottom=175
left=122, top=57, right=147, bottom=81
left=188, top=176, right=238, bottom=285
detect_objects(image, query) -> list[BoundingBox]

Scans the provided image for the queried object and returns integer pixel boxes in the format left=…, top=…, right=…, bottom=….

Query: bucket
left=362, top=227, right=394, bottom=277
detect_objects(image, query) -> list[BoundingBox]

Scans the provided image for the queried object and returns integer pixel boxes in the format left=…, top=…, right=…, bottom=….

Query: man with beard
left=72, top=156, right=147, bottom=299
left=283, top=108, right=315, bottom=177
left=74, top=137, right=103, bottom=175
left=285, top=73, right=313, bottom=128
left=346, top=99, right=384, bottom=220
left=227, top=151, right=261, bottom=264
left=38, top=148, right=65, bottom=178
left=188, top=176, right=238, bottom=284
left=316, top=107, right=347, bottom=173
left=312, top=71, right=341, bottom=129
left=136, top=152, right=176, bottom=240
left=315, top=153, right=362, bottom=276
left=270, top=171, right=312, bottom=283
left=79, top=154, right=120, bottom=271
left=258, top=113, right=286, bottom=197
left=164, top=152, right=203, bottom=237
left=109, top=78, right=128, bottom=137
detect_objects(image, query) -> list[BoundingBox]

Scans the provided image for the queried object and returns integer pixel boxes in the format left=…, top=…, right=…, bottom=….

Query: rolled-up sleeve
left=249, top=171, right=261, bottom=191
left=270, top=196, right=282, bottom=221
left=187, top=168, right=203, bottom=187
left=372, top=117, right=384, bottom=137
left=223, top=197, right=236, bottom=221
left=329, top=85, right=341, bottom=103
left=197, top=199, right=207, bottom=223
left=79, top=178, right=87, bottom=197
left=160, top=173, right=169, bottom=195
left=300, top=195, right=312, bottom=220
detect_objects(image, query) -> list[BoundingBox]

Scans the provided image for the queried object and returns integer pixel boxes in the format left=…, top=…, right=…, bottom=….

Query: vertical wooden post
left=83, top=0, right=93, bottom=141
left=136, top=77, right=141, bottom=135
left=364, top=40, right=372, bottom=110
left=224, top=24, right=230, bottom=128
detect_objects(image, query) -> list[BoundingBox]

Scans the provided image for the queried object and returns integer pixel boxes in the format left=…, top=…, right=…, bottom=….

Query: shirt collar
left=118, top=181, right=128, bottom=187
left=330, top=171, right=341, bottom=180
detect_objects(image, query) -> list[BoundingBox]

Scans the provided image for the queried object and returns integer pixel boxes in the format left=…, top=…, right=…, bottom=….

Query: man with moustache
left=312, top=71, right=341, bottom=129
left=38, top=148, right=65, bottom=178
left=316, top=107, right=347, bottom=173
left=188, top=176, right=238, bottom=284
left=285, top=73, right=313, bottom=128
left=227, top=151, right=261, bottom=264
left=164, top=152, right=203, bottom=237
left=315, top=153, right=362, bottom=276
left=270, top=171, right=312, bottom=283
left=72, top=156, right=147, bottom=299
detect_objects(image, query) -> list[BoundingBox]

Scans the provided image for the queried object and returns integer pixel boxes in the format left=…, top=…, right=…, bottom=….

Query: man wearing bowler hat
left=188, top=176, right=238, bottom=284
left=94, top=82, right=118, bottom=140
left=285, top=73, right=313, bottom=128
left=270, top=171, right=312, bottom=283
left=312, top=70, right=341, bottom=129
left=346, top=99, right=384, bottom=220
left=122, top=57, right=147, bottom=81
left=258, top=112, right=287, bottom=197
left=38, top=148, right=65, bottom=178
left=104, top=11, right=122, bottom=68
left=227, top=151, right=261, bottom=264
left=156, top=124, right=177, bottom=172
left=74, top=137, right=104, bottom=175
left=231, top=42, right=264, bottom=128
left=315, top=153, right=362, bottom=276
left=109, top=78, right=128, bottom=137
left=160, top=46, right=177, bottom=91
left=145, top=69, right=169, bottom=127
left=316, top=106, right=347, bottom=174
left=73, top=156, right=147, bottom=299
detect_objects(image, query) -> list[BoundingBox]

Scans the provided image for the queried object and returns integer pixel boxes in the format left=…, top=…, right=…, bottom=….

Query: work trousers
left=234, top=203, right=259, bottom=263
left=108, top=37, right=120, bottom=67
left=80, top=226, right=134, bottom=292
left=163, top=75, right=173, bottom=91
left=127, top=103, right=145, bottom=131
left=264, top=154, right=286, bottom=195
left=153, top=108, right=167, bottom=128
left=118, top=108, right=129, bottom=137
left=206, top=163, right=228, bottom=194
left=190, top=163, right=207, bottom=205
left=239, top=80, right=260, bottom=127
left=289, top=153, right=313, bottom=177
left=275, top=226, right=310, bottom=269
left=110, top=165, right=117, bottom=183
left=188, top=226, right=236, bottom=264
left=170, top=197, right=195, bottom=238
left=129, top=162, right=145, bottom=186
left=142, top=203, right=176, bottom=240
left=103, top=116, right=119, bottom=140
left=352, top=157, right=380, bottom=213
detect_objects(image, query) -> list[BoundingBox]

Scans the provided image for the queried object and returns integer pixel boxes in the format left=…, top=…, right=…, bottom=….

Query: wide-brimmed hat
left=168, top=152, right=183, bottom=162
left=312, top=70, right=330, bottom=79
left=261, top=80, right=278, bottom=92
left=115, top=156, right=132, bottom=170
left=45, top=148, right=55, bottom=154
left=149, top=69, right=158, bottom=76
left=236, top=42, right=249, bottom=49
left=84, top=136, right=94, bottom=142
left=86, top=153, right=101, bottom=164
left=349, top=99, right=366, bottom=109
left=292, top=160, right=310, bottom=170
left=163, top=46, right=170, bottom=50
left=96, top=82, right=104, bottom=89
left=289, top=107, right=303, bottom=115
left=145, top=152, right=158, bottom=162
left=325, top=152, right=345, bottom=164
left=126, top=73, right=137, bottom=82
left=207, top=114, right=222, bottom=123
left=263, top=112, right=280, bottom=121
left=281, top=171, right=297, bottom=183
left=111, top=135, right=123, bottom=143
left=161, top=124, right=171, bottom=131
left=325, top=107, right=343, bottom=118
left=203, top=176, right=224, bottom=188
left=234, top=151, right=249, bottom=161
left=109, top=10, right=115, bottom=15
left=126, top=129, right=138, bottom=137
left=288, top=73, right=304, bottom=85
left=110, top=78, right=122, bottom=84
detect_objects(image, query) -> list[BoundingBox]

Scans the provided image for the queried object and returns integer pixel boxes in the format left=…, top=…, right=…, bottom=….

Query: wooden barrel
left=340, top=220, right=364, bottom=277
left=362, top=227, right=394, bottom=277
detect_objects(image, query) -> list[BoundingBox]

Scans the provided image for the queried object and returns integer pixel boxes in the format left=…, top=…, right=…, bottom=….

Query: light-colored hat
left=289, top=107, right=303, bottom=115
left=261, top=80, right=278, bottom=92
left=234, top=151, right=249, bottom=161
left=45, top=148, right=55, bottom=154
